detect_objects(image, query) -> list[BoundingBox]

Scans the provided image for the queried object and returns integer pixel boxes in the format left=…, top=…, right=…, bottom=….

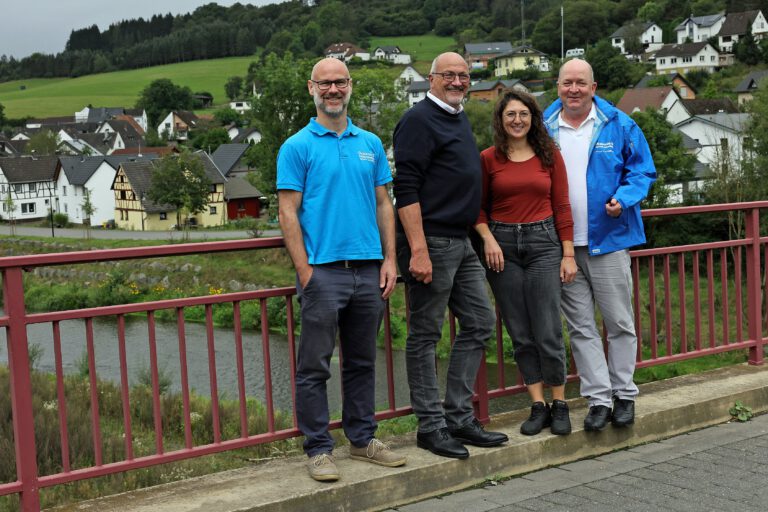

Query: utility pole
left=521, top=0, right=526, bottom=45
left=561, top=4, right=565, bottom=60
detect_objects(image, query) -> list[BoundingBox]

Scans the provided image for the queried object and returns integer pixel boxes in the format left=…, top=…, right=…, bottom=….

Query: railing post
left=473, top=354, right=490, bottom=424
left=4, top=267, right=41, bottom=511
left=745, top=208, right=764, bottom=365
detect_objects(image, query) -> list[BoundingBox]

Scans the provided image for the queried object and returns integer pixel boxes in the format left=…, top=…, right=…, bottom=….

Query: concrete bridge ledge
left=52, top=363, right=768, bottom=512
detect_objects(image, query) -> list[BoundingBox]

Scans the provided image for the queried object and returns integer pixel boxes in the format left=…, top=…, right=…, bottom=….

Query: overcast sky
left=1, top=1, right=285, bottom=59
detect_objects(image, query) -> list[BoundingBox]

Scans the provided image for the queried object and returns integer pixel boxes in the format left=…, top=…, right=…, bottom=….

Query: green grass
left=0, top=56, right=259, bottom=119
left=369, top=33, right=456, bottom=68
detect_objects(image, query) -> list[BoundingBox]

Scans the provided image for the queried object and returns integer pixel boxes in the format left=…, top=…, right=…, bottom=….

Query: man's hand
left=606, top=198, right=623, bottom=218
left=380, top=258, right=397, bottom=299
left=409, top=248, right=432, bottom=284
left=297, top=265, right=313, bottom=289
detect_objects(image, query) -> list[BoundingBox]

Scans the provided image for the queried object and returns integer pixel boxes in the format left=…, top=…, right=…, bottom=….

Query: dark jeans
left=486, top=218, right=566, bottom=386
left=396, top=234, right=495, bottom=433
left=295, top=261, right=384, bottom=456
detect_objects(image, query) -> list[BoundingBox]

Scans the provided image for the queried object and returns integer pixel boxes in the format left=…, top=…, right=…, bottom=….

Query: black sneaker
left=550, top=399, right=572, bottom=435
left=520, top=401, right=550, bottom=435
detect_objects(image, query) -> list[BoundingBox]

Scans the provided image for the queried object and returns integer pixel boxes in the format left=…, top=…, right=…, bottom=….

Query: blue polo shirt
left=276, top=117, right=393, bottom=264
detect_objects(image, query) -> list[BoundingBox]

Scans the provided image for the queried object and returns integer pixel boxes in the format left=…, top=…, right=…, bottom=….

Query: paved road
left=390, top=414, right=768, bottom=512
left=0, top=224, right=282, bottom=240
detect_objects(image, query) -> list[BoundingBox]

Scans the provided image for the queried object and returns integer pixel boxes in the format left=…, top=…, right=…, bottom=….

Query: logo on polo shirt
left=358, top=151, right=375, bottom=162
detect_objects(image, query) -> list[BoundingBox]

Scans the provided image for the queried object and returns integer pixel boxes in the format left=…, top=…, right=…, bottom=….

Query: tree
left=347, top=67, right=408, bottom=150
left=191, top=127, right=231, bottom=153
left=0, top=102, right=5, bottom=127
left=734, top=27, right=761, bottom=66
left=245, top=52, right=316, bottom=194
left=4, top=189, right=17, bottom=236
left=587, top=40, right=635, bottom=90
left=136, top=78, right=194, bottom=127
left=148, top=151, right=212, bottom=232
left=637, top=1, right=665, bottom=23
left=214, top=107, right=242, bottom=126
left=25, top=130, right=58, bottom=155
left=225, top=76, right=244, bottom=101
left=81, top=188, right=96, bottom=240
left=463, top=100, right=494, bottom=151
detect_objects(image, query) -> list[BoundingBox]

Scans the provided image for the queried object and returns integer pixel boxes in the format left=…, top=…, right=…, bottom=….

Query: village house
left=112, top=152, right=226, bottom=231
left=223, top=176, right=264, bottom=220
left=57, top=155, right=158, bottom=226
left=324, top=42, right=370, bottom=62
left=734, top=69, right=768, bottom=105
left=157, top=111, right=200, bottom=141
left=405, top=80, right=430, bottom=107
left=616, top=86, right=681, bottom=118
left=0, top=156, right=60, bottom=222
left=464, top=42, right=513, bottom=70
left=74, top=106, right=149, bottom=133
left=675, top=13, right=726, bottom=43
left=493, top=46, right=550, bottom=76
left=655, top=42, right=719, bottom=74
left=372, top=46, right=411, bottom=64
left=675, top=113, right=751, bottom=173
left=635, top=73, right=698, bottom=99
left=718, top=10, right=768, bottom=53
left=395, top=65, right=426, bottom=92
left=212, top=143, right=251, bottom=178
left=229, top=100, right=252, bottom=114
left=96, top=119, right=145, bottom=154
left=468, top=79, right=528, bottom=102
left=610, top=22, right=663, bottom=57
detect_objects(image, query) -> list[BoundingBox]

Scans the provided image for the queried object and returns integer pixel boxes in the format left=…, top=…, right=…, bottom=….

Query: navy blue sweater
left=393, top=98, right=481, bottom=237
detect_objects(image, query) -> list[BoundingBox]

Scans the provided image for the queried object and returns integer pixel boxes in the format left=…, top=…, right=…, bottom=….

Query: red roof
left=616, top=86, right=676, bottom=115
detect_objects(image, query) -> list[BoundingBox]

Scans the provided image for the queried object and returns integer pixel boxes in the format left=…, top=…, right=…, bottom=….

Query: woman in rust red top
left=474, top=89, right=577, bottom=436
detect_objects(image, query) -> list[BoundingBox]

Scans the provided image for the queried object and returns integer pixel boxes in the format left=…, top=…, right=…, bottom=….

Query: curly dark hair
left=492, top=89, right=556, bottom=170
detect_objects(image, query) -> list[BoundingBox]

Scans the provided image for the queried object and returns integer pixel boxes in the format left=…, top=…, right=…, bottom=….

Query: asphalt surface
left=0, top=224, right=281, bottom=240
left=388, top=413, right=768, bottom=512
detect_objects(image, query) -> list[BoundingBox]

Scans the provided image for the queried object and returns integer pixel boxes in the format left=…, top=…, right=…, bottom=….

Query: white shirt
left=558, top=104, right=597, bottom=247
left=427, top=91, right=463, bottom=114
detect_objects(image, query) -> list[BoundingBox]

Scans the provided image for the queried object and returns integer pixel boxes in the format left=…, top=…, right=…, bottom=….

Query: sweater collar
left=427, top=92, right=463, bottom=114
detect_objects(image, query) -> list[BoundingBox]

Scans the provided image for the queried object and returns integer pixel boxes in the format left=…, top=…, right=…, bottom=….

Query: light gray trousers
left=560, top=247, right=639, bottom=407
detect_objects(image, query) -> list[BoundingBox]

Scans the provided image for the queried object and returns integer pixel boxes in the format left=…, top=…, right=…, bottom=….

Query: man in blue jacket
left=543, top=58, right=656, bottom=432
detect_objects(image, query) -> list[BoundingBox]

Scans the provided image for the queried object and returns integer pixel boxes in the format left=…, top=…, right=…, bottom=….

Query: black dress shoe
left=416, top=428, right=469, bottom=459
left=612, top=398, right=635, bottom=427
left=584, top=405, right=611, bottom=431
left=520, top=402, right=550, bottom=436
left=450, top=418, right=508, bottom=447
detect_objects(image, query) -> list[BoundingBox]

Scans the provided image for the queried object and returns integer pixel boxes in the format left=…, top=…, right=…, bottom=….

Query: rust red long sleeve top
left=477, top=146, right=574, bottom=242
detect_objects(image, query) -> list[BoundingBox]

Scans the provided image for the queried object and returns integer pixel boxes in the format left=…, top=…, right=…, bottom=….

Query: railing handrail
left=641, top=200, right=768, bottom=217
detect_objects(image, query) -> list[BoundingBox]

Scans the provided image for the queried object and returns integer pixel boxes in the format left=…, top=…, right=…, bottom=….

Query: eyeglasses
left=431, top=72, right=471, bottom=84
left=504, top=111, right=531, bottom=121
left=310, top=78, right=351, bottom=91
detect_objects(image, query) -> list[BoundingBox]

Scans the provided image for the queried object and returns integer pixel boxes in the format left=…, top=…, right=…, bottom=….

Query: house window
left=671, top=57, right=677, bottom=63
left=210, top=206, right=217, bottom=215
left=683, top=57, right=692, bottom=63
left=1, top=184, right=5, bottom=192
left=62, top=185, right=67, bottom=196
left=120, top=190, right=127, bottom=199
left=700, top=56, right=705, bottom=62
left=28, top=183, right=36, bottom=193
left=721, top=138, right=729, bottom=152
left=660, top=58, right=665, bottom=64
left=614, top=38, right=621, bottom=44
left=64, top=204, right=68, bottom=213
left=711, top=56, right=716, bottom=61
left=21, top=203, right=35, bottom=214
left=209, top=184, right=217, bottom=192
left=14, top=184, right=22, bottom=194
left=680, top=86, right=688, bottom=98
left=238, top=201, right=245, bottom=209
left=159, top=212, right=167, bottom=220
left=722, top=36, right=731, bottom=42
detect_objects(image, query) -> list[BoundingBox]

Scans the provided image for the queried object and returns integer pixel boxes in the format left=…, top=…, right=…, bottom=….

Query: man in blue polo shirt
left=277, top=57, right=405, bottom=482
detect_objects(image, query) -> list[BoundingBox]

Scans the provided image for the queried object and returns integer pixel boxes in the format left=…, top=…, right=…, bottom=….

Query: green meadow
left=0, top=56, right=258, bottom=119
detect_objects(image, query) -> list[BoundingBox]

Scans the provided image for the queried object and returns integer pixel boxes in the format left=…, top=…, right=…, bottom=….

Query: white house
left=615, top=86, right=681, bottom=117
left=718, top=10, right=768, bottom=53
left=0, top=156, right=60, bottom=221
left=611, top=22, right=663, bottom=56
left=405, top=81, right=430, bottom=108
left=734, top=69, right=768, bottom=105
left=157, top=111, right=200, bottom=141
left=395, top=65, right=426, bottom=91
left=373, top=46, right=411, bottom=65
left=675, top=13, right=726, bottom=43
left=675, top=113, right=751, bottom=171
left=324, top=42, right=370, bottom=62
left=655, top=42, right=719, bottom=74
left=74, top=107, right=148, bottom=133
left=229, top=100, right=252, bottom=114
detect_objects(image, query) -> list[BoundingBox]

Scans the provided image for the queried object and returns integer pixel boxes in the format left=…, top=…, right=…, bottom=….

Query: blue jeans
left=396, top=234, right=495, bottom=433
left=295, top=261, right=384, bottom=456
left=486, top=218, right=566, bottom=386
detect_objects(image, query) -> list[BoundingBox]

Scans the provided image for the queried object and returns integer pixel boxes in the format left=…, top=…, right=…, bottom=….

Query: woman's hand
left=560, top=256, right=577, bottom=283
left=484, top=237, right=504, bottom=272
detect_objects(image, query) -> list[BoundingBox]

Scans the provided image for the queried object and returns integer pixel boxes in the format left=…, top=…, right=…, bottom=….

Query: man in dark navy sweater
left=393, top=52, right=508, bottom=459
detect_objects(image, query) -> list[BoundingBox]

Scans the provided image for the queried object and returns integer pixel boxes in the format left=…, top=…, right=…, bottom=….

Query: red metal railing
left=1, top=202, right=766, bottom=511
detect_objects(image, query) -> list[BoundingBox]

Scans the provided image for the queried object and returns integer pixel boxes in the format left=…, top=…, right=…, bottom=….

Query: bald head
left=311, top=57, right=349, bottom=80
left=430, top=52, right=467, bottom=73
left=558, top=58, right=594, bottom=83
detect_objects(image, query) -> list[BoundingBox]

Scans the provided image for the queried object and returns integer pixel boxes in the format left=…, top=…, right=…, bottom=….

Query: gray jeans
left=396, top=234, right=495, bottom=433
left=560, top=247, right=639, bottom=407
left=486, top=218, right=566, bottom=386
